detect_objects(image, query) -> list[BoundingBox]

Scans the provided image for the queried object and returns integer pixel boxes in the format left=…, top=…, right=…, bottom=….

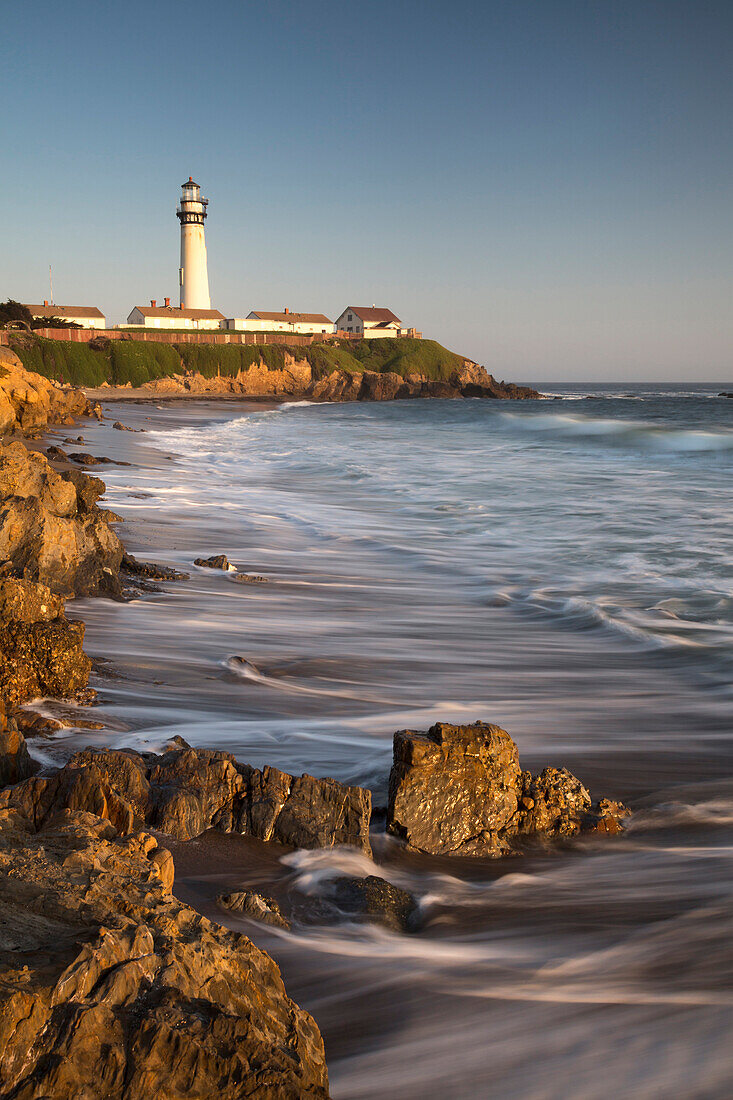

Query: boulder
left=0, top=441, right=123, bottom=596
left=330, top=875, right=419, bottom=932
left=387, top=721, right=629, bottom=856
left=1, top=744, right=373, bottom=854
left=388, top=722, right=523, bottom=857
left=121, top=552, right=188, bottom=581
left=0, top=809, right=329, bottom=1098
left=0, top=580, right=91, bottom=708
left=194, top=553, right=232, bottom=570
left=218, top=890, right=291, bottom=929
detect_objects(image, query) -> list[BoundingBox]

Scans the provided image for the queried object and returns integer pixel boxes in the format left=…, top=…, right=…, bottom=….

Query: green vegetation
left=0, top=300, right=81, bottom=330
left=8, top=334, right=467, bottom=388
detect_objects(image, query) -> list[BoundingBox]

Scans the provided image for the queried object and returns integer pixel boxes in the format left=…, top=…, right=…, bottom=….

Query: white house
left=223, top=309, right=334, bottom=335
left=334, top=306, right=402, bottom=338
left=24, top=302, right=106, bottom=329
left=126, top=300, right=224, bottom=330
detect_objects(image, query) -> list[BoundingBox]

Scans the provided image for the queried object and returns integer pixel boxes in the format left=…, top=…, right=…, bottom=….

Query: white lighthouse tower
left=177, top=177, right=211, bottom=309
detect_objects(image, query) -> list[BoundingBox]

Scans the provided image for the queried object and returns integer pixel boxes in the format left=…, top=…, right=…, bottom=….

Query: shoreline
left=5, top=379, right=732, bottom=1097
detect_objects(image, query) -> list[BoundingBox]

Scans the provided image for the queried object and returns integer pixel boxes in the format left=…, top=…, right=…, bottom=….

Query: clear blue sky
left=2, top=0, right=731, bottom=380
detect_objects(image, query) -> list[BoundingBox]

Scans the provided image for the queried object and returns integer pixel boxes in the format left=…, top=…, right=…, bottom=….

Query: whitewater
left=62, top=382, right=733, bottom=1098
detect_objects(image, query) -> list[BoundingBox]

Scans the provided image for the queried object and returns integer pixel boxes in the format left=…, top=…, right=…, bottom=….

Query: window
left=347, top=326, right=352, bottom=332
left=348, top=313, right=352, bottom=321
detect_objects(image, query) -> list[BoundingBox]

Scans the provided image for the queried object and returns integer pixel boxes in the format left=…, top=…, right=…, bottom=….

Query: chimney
left=150, top=299, right=157, bottom=308
left=164, top=297, right=170, bottom=307
left=44, top=299, right=49, bottom=307
left=284, top=307, right=289, bottom=314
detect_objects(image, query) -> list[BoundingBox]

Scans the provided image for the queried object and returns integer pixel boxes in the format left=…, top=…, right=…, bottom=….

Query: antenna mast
left=49, top=265, right=54, bottom=306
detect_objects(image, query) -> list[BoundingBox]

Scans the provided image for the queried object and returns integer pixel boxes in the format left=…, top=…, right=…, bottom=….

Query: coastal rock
left=516, top=767, right=593, bottom=837
left=0, top=698, right=37, bottom=787
left=194, top=552, right=232, bottom=570
left=0, top=441, right=123, bottom=596
left=0, top=579, right=91, bottom=708
left=121, top=552, right=188, bottom=581
left=387, top=721, right=629, bottom=856
left=309, top=369, right=363, bottom=402
left=330, top=875, right=419, bottom=932
left=0, top=346, right=92, bottom=436
left=1, top=744, right=373, bottom=854
left=388, top=722, right=523, bottom=857
left=0, top=809, right=329, bottom=1098
left=218, top=890, right=291, bottom=929
left=359, top=370, right=406, bottom=401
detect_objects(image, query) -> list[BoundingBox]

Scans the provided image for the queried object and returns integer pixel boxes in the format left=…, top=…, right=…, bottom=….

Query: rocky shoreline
left=0, top=351, right=628, bottom=1098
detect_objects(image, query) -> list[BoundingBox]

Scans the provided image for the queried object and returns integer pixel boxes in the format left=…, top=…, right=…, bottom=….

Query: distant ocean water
left=70, top=383, right=733, bottom=1099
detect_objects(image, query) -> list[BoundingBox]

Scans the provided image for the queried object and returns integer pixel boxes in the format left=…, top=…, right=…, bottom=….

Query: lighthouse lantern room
left=177, top=177, right=211, bottom=310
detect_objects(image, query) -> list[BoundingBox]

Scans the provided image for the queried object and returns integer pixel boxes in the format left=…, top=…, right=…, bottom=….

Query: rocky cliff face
left=0, top=441, right=123, bottom=597
left=129, top=355, right=540, bottom=402
left=0, top=807, right=330, bottom=1099
left=387, top=721, right=629, bottom=856
left=0, top=346, right=97, bottom=435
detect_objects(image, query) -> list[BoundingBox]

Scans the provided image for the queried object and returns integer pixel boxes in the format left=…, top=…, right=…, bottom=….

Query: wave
left=501, top=411, right=733, bottom=453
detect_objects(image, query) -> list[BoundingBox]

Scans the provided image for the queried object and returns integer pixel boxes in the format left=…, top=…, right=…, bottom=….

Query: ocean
left=62, top=384, right=733, bottom=1098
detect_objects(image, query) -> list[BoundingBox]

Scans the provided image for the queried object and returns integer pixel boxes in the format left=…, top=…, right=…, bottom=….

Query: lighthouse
left=177, top=177, right=211, bottom=309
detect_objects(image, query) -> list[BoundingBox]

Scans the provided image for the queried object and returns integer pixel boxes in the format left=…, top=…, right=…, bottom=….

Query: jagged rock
left=1, top=744, right=373, bottom=854
left=218, top=890, right=291, bottom=929
left=330, top=875, right=419, bottom=932
left=387, top=721, right=629, bottom=856
left=112, top=421, right=144, bottom=431
left=359, top=370, right=405, bottom=401
left=0, top=441, right=123, bottom=596
left=121, top=552, right=188, bottom=581
left=309, top=369, right=363, bottom=402
left=516, top=767, right=592, bottom=837
left=388, top=722, right=523, bottom=857
left=0, top=346, right=92, bottom=435
left=0, top=809, right=329, bottom=1098
left=0, top=579, right=91, bottom=708
left=0, top=698, right=37, bottom=787
left=45, top=444, right=69, bottom=461
left=0, top=576, right=64, bottom=622
left=68, top=451, right=128, bottom=466
left=194, top=553, right=232, bottom=570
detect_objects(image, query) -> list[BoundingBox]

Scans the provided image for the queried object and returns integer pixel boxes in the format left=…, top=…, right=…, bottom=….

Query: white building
left=24, top=302, right=106, bottom=329
left=335, top=306, right=402, bottom=337
left=177, top=177, right=211, bottom=310
left=126, top=300, right=224, bottom=330
left=224, top=309, right=334, bottom=335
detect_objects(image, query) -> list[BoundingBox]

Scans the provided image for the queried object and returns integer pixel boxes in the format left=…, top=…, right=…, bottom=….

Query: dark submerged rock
left=121, top=552, right=188, bottom=581
left=330, top=875, right=419, bottom=932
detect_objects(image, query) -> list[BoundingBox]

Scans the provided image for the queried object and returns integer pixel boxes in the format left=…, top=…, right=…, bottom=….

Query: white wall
left=226, top=316, right=333, bottom=334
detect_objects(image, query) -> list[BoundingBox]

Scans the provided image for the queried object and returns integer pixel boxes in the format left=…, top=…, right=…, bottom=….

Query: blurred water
left=59, top=385, right=733, bottom=1098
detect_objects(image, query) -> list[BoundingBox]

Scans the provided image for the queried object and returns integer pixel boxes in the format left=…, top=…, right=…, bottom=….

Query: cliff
left=0, top=346, right=98, bottom=434
left=8, top=334, right=541, bottom=400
